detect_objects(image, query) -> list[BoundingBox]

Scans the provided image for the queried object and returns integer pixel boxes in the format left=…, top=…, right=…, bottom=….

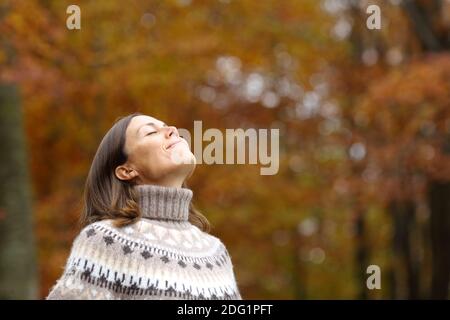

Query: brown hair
left=79, top=113, right=211, bottom=233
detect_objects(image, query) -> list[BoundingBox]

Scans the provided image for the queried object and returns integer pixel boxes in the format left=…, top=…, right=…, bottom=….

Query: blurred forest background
left=0, top=0, right=449, bottom=299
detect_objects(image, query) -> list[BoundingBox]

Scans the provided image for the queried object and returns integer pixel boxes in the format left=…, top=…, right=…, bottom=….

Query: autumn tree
left=0, top=3, right=38, bottom=298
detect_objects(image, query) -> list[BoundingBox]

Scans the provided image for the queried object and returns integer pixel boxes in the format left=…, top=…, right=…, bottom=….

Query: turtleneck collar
left=133, top=184, right=193, bottom=222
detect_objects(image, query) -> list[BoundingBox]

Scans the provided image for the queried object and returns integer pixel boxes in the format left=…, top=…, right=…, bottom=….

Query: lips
left=166, top=139, right=183, bottom=150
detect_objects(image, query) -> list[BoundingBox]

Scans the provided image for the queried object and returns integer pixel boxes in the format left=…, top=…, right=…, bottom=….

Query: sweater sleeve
left=220, top=240, right=244, bottom=300
left=46, top=225, right=117, bottom=300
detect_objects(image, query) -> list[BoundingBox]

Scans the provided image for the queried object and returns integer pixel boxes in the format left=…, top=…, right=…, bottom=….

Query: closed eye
left=146, top=131, right=157, bottom=136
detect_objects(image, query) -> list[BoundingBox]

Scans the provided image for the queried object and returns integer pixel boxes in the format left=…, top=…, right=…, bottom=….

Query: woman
left=46, top=113, right=242, bottom=300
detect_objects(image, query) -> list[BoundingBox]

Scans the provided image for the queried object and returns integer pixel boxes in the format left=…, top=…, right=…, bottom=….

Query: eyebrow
left=137, top=122, right=168, bottom=135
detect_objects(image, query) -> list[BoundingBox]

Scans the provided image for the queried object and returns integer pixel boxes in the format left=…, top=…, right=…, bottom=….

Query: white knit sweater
left=46, top=184, right=242, bottom=300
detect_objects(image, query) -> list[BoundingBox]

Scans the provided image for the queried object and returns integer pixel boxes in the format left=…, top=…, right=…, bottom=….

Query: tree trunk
left=390, top=200, right=420, bottom=299
left=291, top=227, right=307, bottom=299
left=402, top=0, right=442, bottom=51
left=401, top=0, right=450, bottom=300
left=0, top=84, right=38, bottom=299
left=428, top=180, right=450, bottom=299
left=354, top=204, right=368, bottom=300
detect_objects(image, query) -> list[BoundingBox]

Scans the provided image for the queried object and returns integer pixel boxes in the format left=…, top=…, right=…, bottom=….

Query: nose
left=165, top=126, right=179, bottom=139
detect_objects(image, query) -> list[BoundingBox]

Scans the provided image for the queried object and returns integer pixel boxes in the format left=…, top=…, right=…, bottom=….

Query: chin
left=188, top=151, right=197, bottom=166
left=171, top=157, right=196, bottom=182
left=167, top=148, right=195, bottom=171
left=181, top=152, right=196, bottom=171
left=169, top=145, right=195, bottom=165
left=184, top=160, right=196, bottom=180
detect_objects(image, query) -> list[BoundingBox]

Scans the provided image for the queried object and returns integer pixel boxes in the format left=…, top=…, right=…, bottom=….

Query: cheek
left=134, top=141, right=161, bottom=163
left=132, top=140, right=172, bottom=173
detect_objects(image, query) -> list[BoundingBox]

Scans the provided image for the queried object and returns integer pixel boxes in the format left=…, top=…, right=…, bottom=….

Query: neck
left=133, top=184, right=193, bottom=222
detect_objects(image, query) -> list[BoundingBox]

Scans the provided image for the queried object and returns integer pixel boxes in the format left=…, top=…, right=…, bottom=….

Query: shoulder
left=61, top=220, right=144, bottom=282
left=68, top=220, right=118, bottom=255
left=123, top=218, right=225, bottom=252
left=73, top=220, right=112, bottom=242
left=72, top=219, right=227, bottom=258
left=67, top=222, right=107, bottom=254
left=197, top=230, right=237, bottom=263
left=186, top=223, right=229, bottom=253
left=193, top=227, right=233, bottom=257
left=191, top=224, right=222, bottom=244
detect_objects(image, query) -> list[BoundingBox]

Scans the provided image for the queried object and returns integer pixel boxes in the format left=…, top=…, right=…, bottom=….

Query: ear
left=115, top=165, right=138, bottom=181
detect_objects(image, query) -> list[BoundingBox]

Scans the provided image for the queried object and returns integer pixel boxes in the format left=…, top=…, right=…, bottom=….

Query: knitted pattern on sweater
left=46, top=185, right=242, bottom=300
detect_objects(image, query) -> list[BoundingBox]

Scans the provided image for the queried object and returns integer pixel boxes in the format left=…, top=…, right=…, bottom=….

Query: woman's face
left=115, top=115, right=195, bottom=187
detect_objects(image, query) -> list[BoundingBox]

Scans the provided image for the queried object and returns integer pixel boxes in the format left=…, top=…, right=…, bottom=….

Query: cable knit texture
left=46, top=184, right=242, bottom=300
